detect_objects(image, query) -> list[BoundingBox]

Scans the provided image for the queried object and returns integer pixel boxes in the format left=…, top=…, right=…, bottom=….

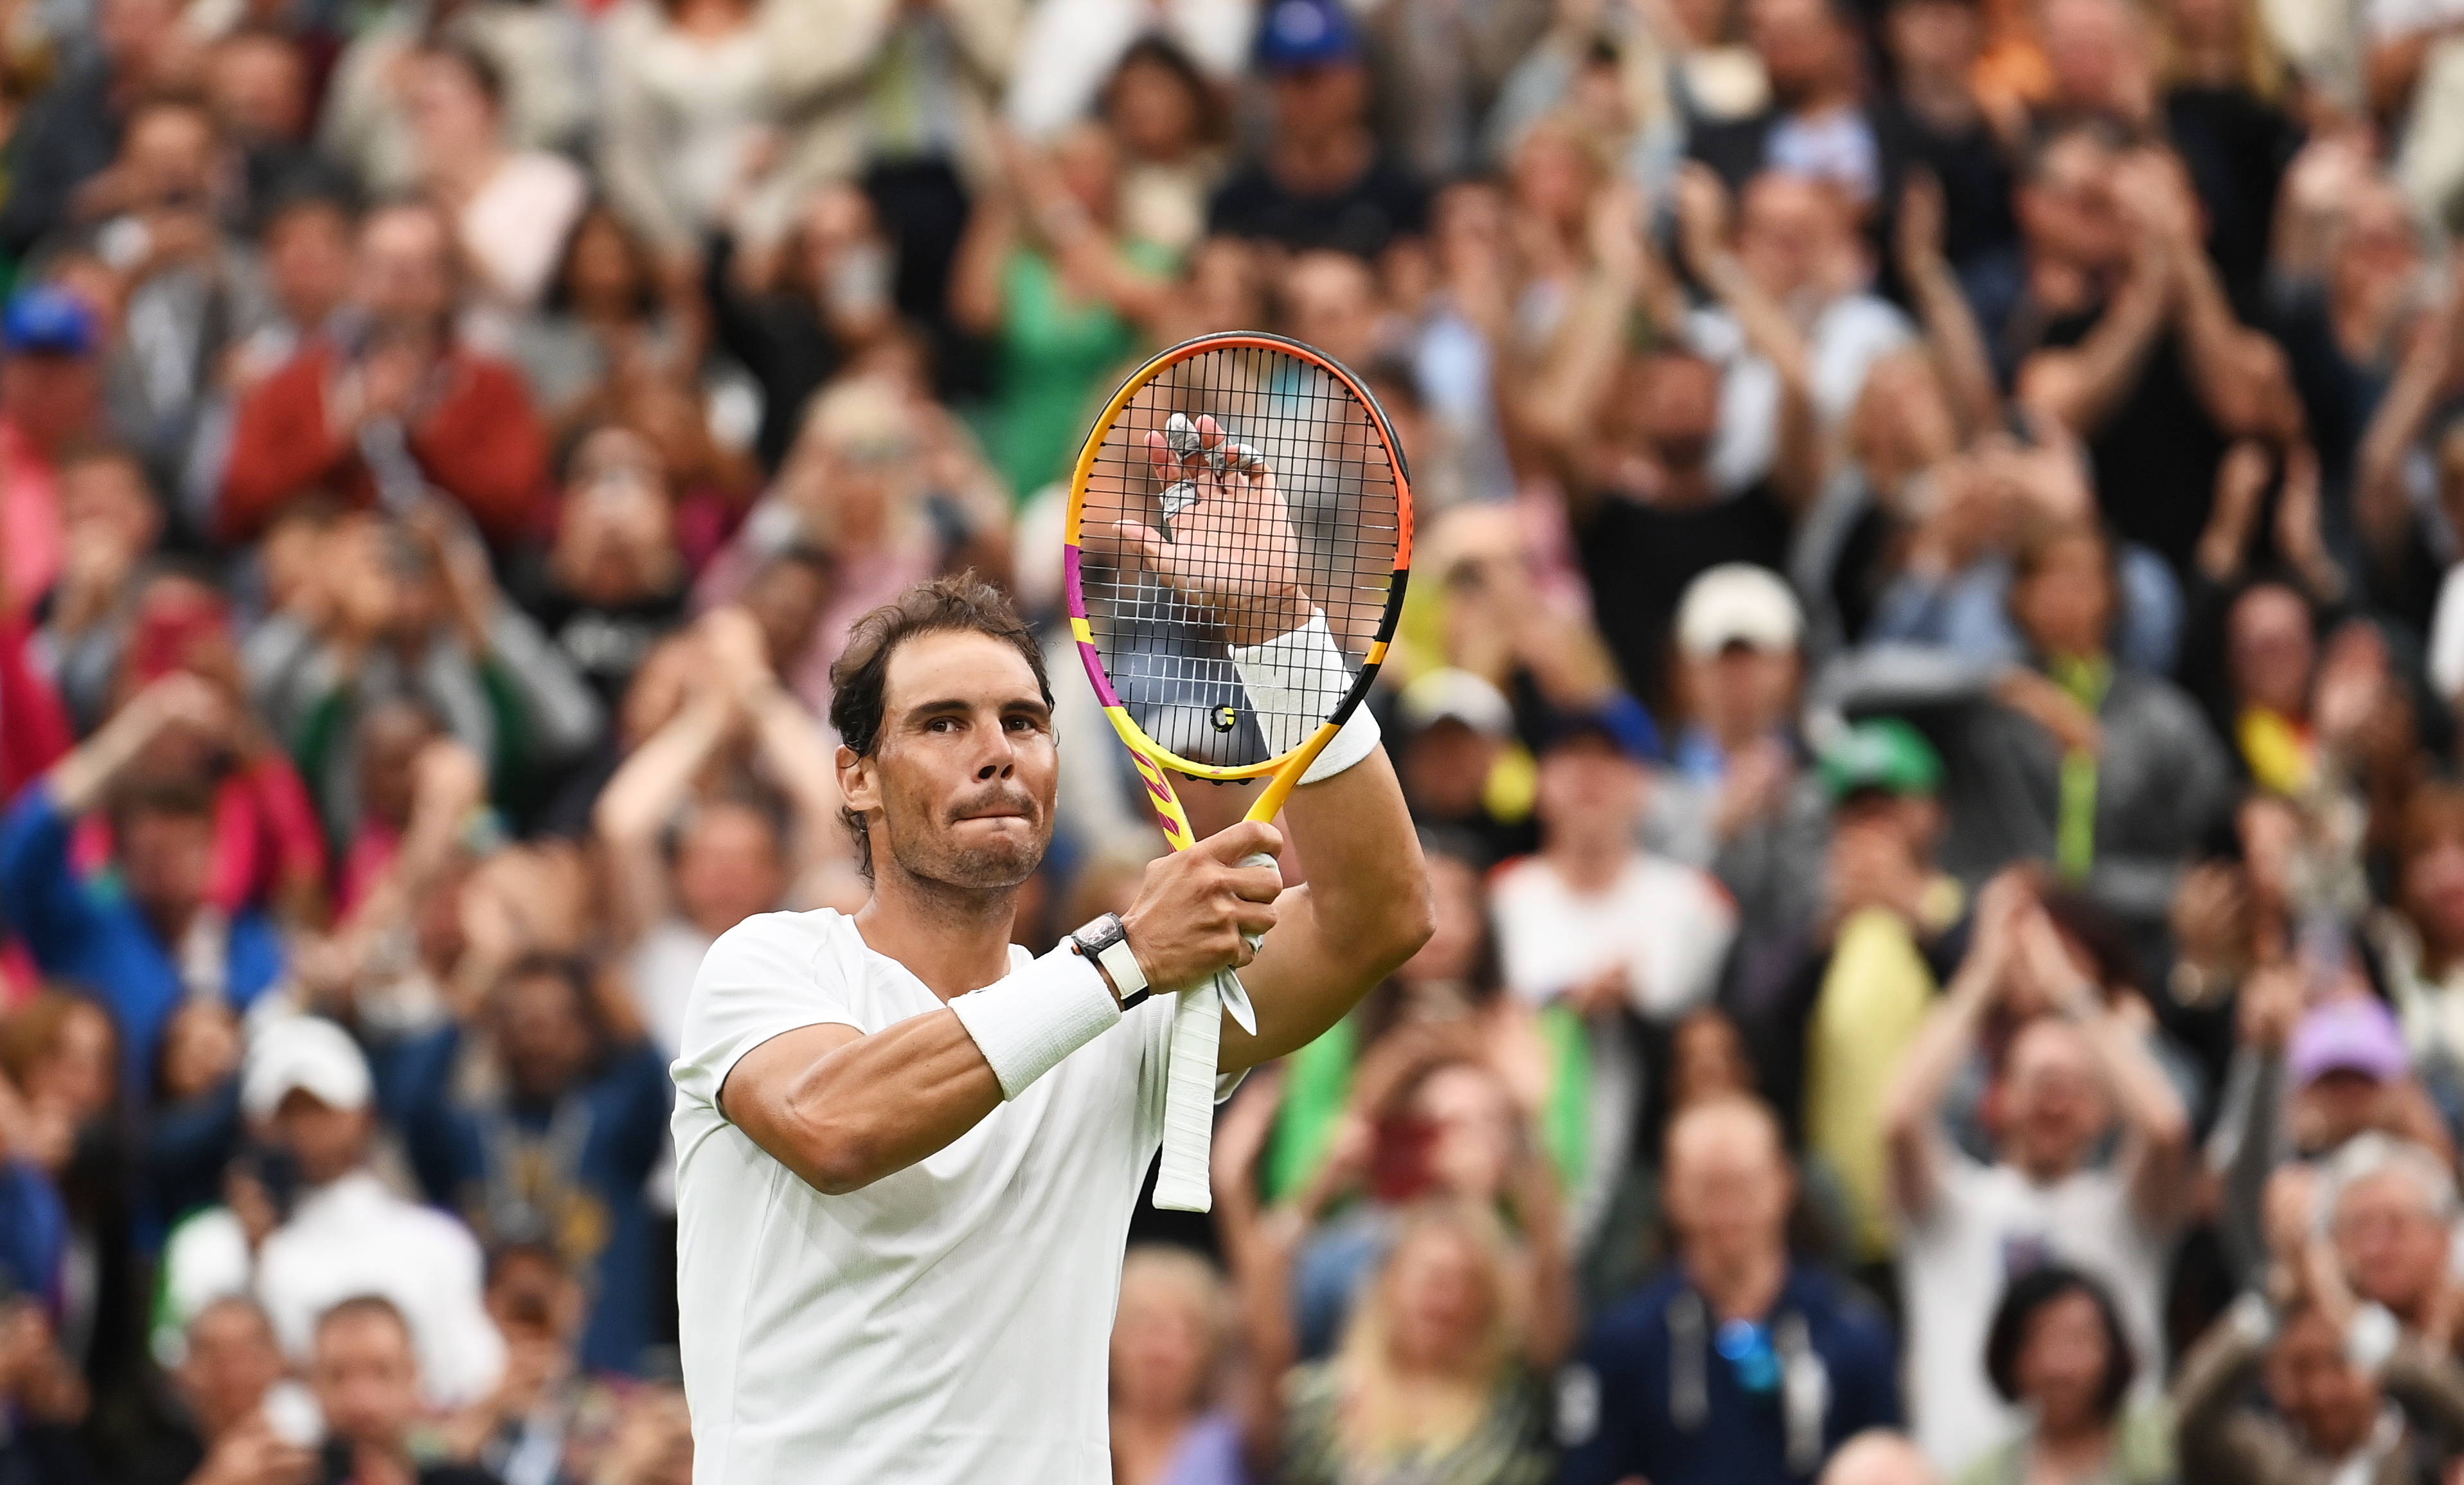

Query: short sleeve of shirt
left=671, top=912, right=863, bottom=1112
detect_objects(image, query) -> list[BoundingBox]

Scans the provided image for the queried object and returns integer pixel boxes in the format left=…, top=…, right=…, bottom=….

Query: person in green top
left=949, top=121, right=1179, bottom=501
left=1959, top=1266, right=2174, bottom=1485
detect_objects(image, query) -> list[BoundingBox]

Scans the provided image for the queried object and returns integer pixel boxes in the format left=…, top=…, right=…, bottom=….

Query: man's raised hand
left=1109, top=412, right=1311, bottom=647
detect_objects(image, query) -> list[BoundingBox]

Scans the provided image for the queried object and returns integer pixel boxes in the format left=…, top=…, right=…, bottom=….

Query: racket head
left=1063, top=332, right=1414, bottom=784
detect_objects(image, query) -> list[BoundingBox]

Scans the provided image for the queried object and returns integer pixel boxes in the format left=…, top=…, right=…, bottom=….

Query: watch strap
left=1097, top=937, right=1150, bottom=1007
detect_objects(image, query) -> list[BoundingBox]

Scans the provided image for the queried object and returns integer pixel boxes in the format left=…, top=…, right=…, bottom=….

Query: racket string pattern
left=1076, top=346, right=1403, bottom=767
left=1063, top=333, right=1413, bottom=1212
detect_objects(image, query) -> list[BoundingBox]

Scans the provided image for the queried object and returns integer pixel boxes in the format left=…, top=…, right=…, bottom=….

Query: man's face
left=2019, top=136, right=2128, bottom=271
left=1665, top=1110, right=1792, bottom=1265
left=267, top=1089, right=370, bottom=1186
left=179, top=1300, right=287, bottom=1439
left=1, top=352, right=100, bottom=444
left=312, top=1310, right=420, bottom=1452
left=60, top=454, right=156, bottom=555
left=121, top=105, right=215, bottom=207
left=675, top=805, right=785, bottom=937
left=1281, top=253, right=1380, bottom=372
left=1747, top=0, right=1846, bottom=102
left=1997, top=1018, right=2113, bottom=1178
left=1400, top=718, right=1498, bottom=819
left=2267, top=1309, right=2382, bottom=1457
left=2226, top=585, right=2314, bottom=717
left=1686, top=644, right=1800, bottom=742
left=2010, top=535, right=2114, bottom=660
left=1270, top=60, right=1368, bottom=141
left=208, top=35, right=307, bottom=144
left=1629, top=353, right=1720, bottom=474
left=1736, top=174, right=1841, bottom=300
left=841, top=631, right=1057, bottom=893
left=497, top=971, right=593, bottom=1101
left=2334, top=1171, right=2452, bottom=1317
left=1416, top=1063, right=1516, bottom=1202
left=265, top=205, right=354, bottom=330
left=1535, top=735, right=1645, bottom=843
left=355, top=208, right=454, bottom=330
left=1885, top=0, right=1979, bottom=75
left=122, top=806, right=215, bottom=927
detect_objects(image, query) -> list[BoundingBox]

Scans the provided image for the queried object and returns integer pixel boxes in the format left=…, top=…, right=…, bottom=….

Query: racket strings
left=1081, top=346, right=1400, bottom=767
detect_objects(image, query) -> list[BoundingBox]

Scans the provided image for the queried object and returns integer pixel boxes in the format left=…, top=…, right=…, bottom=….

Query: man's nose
left=973, top=728, right=1017, bottom=780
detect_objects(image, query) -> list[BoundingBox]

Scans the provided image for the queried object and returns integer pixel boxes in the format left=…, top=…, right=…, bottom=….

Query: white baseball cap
left=241, top=1016, right=373, bottom=1120
left=1675, top=564, right=1803, bottom=658
left=1398, top=667, right=1514, bottom=740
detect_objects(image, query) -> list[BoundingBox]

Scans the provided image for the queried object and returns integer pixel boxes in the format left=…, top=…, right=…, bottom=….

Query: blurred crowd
left=1, top=0, right=2464, bottom=1473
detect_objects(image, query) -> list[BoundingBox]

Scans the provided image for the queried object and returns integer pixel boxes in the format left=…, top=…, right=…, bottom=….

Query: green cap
left=1817, top=718, right=1944, bottom=800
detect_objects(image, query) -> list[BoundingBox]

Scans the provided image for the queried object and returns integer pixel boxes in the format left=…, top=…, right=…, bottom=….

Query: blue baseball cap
left=1541, top=693, right=1663, bottom=764
left=3, top=285, right=98, bottom=357
left=1257, top=0, right=1361, bottom=70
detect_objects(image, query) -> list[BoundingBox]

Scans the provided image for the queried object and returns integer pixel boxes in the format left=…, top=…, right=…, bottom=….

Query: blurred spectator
left=0, top=0, right=197, bottom=262
left=1733, top=718, right=1958, bottom=1264
left=507, top=208, right=701, bottom=444
left=317, top=0, right=589, bottom=200
left=158, top=1016, right=503, bottom=1410
left=951, top=123, right=1175, bottom=500
left=1109, top=1245, right=1248, bottom=1485
left=1826, top=520, right=2232, bottom=936
left=1688, top=0, right=1897, bottom=212
left=1490, top=706, right=1736, bottom=1250
left=2173, top=1237, right=2464, bottom=1485
left=1558, top=1097, right=1901, bottom=1485
left=507, top=428, right=691, bottom=718
left=1218, top=1066, right=1566, bottom=1485
left=594, top=0, right=767, bottom=271
left=1960, top=1266, right=2172, bottom=1485
left=708, top=184, right=900, bottom=471
left=442, top=1243, right=592, bottom=1485
left=246, top=507, right=602, bottom=833
left=1207, top=0, right=1430, bottom=258
left=0, top=285, right=110, bottom=615
left=1823, top=1432, right=1947, bottom=1485
left=219, top=203, right=551, bottom=548
left=1393, top=668, right=1533, bottom=867
left=384, top=955, right=670, bottom=1375
left=598, top=607, right=842, bottom=1058
left=0, top=673, right=286, bottom=1093
left=2321, top=1133, right=2456, bottom=1338
left=1883, top=878, right=2192, bottom=1473
left=134, top=1295, right=316, bottom=1485
left=308, top=1295, right=503, bottom=1485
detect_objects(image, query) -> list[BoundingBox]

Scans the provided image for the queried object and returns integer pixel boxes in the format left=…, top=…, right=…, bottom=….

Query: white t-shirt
left=1692, top=294, right=1915, bottom=496
left=672, top=909, right=1181, bottom=1485
left=1488, top=852, right=1738, bottom=1019
left=1897, top=1152, right=2172, bottom=1475
left=253, top=1171, right=506, bottom=1408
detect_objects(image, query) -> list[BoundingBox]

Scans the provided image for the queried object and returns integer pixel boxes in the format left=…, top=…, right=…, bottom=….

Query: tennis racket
left=1063, top=332, right=1413, bottom=1212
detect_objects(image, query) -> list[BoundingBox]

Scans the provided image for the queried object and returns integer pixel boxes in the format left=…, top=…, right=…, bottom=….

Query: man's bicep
left=717, top=1022, right=865, bottom=1172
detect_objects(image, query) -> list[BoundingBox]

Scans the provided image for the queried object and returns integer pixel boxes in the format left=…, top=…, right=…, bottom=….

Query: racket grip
left=1154, top=975, right=1226, bottom=1211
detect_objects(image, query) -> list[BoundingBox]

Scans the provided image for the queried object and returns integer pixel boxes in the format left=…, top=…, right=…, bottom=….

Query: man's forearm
left=1222, top=749, right=1431, bottom=1069
left=726, top=1014, right=1005, bottom=1195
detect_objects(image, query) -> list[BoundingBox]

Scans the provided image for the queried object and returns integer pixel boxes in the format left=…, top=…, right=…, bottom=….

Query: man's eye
left=927, top=717, right=958, bottom=734
left=1006, top=716, right=1040, bottom=733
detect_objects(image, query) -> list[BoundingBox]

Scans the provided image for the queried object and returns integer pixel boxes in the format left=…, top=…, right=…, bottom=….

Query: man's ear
left=837, top=744, right=876, bottom=815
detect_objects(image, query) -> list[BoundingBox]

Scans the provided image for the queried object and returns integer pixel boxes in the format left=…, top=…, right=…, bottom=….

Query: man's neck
left=1546, top=836, right=1628, bottom=894
left=855, top=870, right=1021, bottom=1000
left=1686, top=1243, right=1788, bottom=1322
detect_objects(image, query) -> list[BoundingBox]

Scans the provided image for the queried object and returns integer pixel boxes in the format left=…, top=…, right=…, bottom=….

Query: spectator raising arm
left=1674, top=165, right=1823, bottom=516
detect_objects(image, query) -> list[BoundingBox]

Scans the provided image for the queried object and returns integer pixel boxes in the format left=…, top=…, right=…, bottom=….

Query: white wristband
left=948, top=946, right=1122, bottom=1101
left=1229, top=611, right=1382, bottom=784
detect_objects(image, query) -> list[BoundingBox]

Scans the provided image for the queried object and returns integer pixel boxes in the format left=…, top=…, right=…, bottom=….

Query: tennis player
left=670, top=525, right=1431, bottom=1476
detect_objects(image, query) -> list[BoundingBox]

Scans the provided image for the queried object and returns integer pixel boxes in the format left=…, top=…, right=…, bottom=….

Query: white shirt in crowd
left=1488, top=852, right=1739, bottom=1020
left=159, top=1169, right=505, bottom=1408
left=672, top=908, right=1188, bottom=1485
left=1898, top=1152, right=2172, bottom=1475
left=1692, top=295, right=1914, bottom=497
